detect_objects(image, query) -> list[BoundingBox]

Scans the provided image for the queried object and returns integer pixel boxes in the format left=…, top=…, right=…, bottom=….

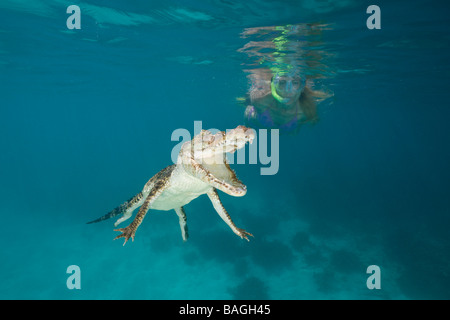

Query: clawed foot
left=114, top=225, right=136, bottom=246
left=236, top=228, right=253, bottom=241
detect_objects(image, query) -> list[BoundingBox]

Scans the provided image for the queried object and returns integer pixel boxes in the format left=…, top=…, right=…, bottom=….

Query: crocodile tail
left=86, top=192, right=143, bottom=224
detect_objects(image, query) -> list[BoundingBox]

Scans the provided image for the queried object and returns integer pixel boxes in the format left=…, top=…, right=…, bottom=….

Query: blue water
left=1, top=0, right=449, bottom=300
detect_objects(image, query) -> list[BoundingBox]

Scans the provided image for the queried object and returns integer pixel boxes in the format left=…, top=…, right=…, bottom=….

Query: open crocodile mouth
left=179, top=126, right=255, bottom=196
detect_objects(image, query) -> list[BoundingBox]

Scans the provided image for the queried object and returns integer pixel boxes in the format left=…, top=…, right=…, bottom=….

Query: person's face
left=273, top=76, right=303, bottom=101
left=274, top=76, right=301, bottom=98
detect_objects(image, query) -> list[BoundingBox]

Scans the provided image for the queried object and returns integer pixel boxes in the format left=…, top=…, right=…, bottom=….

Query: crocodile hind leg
left=207, top=188, right=253, bottom=241
left=114, top=210, right=133, bottom=227
left=87, top=192, right=145, bottom=226
left=174, top=207, right=189, bottom=242
left=114, top=192, right=145, bottom=227
left=114, top=180, right=167, bottom=246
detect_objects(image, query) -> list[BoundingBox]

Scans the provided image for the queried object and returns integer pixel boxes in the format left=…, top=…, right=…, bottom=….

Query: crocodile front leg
left=175, top=207, right=189, bottom=242
left=207, top=188, right=253, bottom=241
left=114, top=180, right=167, bottom=246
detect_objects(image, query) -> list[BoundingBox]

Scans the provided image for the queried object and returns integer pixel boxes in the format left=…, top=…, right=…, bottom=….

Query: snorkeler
left=244, top=71, right=320, bottom=134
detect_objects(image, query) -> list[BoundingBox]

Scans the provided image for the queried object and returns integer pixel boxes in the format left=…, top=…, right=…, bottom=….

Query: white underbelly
left=149, top=167, right=212, bottom=211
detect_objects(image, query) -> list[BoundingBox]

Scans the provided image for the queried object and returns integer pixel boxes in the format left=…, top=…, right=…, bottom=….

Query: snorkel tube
left=271, top=80, right=292, bottom=104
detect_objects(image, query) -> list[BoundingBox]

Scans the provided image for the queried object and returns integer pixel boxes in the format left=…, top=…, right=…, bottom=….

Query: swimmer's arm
left=244, top=105, right=257, bottom=120
left=247, top=94, right=273, bottom=113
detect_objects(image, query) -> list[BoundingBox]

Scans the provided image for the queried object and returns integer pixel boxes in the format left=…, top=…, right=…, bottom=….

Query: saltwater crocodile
left=87, top=125, right=255, bottom=245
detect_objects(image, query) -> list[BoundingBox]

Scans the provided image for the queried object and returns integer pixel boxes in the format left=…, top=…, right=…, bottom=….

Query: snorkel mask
left=271, top=72, right=305, bottom=104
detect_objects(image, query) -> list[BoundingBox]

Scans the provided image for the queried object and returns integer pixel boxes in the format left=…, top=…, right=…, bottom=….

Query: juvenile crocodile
left=87, top=125, right=255, bottom=245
